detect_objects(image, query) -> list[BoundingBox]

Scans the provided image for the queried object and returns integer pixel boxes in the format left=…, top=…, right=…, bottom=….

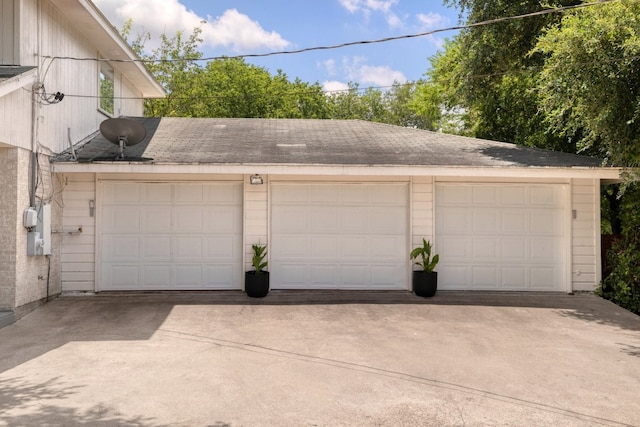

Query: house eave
left=0, top=67, right=37, bottom=98
left=48, top=0, right=164, bottom=98
left=51, top=162, right=623, bottom=180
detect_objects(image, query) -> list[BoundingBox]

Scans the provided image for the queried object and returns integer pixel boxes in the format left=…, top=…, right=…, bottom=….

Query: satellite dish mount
left=99, top=118, right=146, bottom=160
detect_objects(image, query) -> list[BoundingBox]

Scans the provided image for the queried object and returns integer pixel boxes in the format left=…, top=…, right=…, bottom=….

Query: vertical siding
left=571, top=178, right=600, bottom=291
left=1, top=0, right=17, bottom=65
left=411, top=176, right=434, bottom=249
left=244, top=174, right=269, bottom=273
left=60, top=173, right=96, bottom=291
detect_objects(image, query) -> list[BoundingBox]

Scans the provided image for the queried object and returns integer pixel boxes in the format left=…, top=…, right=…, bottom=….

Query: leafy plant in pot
left=410, top=238, right=439, bottom=297
left=245, top=244, right=269, bottom=298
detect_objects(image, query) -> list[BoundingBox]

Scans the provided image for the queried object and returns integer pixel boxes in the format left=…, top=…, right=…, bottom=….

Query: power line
left=43, top=0, right=617, bottom=64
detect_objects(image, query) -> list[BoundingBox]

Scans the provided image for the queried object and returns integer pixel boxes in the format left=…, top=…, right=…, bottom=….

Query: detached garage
left=52, top=118, right=621, bottom=294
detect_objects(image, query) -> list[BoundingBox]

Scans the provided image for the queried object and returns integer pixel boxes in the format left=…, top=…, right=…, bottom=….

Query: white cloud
left=342, top=56, right=406, bottom=87
left=322, top=80, right=350, bottom=93
left=338, top=0, right=402, bottom=28
left=94, top=0, right=289, bottom=52
left=320, top=59, right=338, bottom=76
left=416, top=12, right=449, bottom=30
left=355, top=64, right=406, bottom=86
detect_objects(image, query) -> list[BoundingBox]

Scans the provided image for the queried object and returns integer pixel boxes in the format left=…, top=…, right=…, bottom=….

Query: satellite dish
left=99, top=118, right=146, bottom=159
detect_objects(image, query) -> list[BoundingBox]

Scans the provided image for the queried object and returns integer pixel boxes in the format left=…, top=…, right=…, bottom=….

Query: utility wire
left=43, top=0, right=617, bottom=64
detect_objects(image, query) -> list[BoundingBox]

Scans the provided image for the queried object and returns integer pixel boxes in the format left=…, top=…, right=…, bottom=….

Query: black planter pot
left=412, top=271, right=437, bottom=297
left=245, top=271, right=269, bottom=298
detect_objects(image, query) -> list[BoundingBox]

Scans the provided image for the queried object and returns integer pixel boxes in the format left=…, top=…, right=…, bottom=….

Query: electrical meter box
left=26, top=204, right=52, bottom=256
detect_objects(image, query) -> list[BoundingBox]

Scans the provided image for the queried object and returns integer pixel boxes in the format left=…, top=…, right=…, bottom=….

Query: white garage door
left=100, top=182, right=243, bottom=290
left=271, top=183, right=408, bottom=290
left=435, top=183, right=568, bottom=291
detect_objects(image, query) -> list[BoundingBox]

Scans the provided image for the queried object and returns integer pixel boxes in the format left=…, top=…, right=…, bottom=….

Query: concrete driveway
left=0, top=291, right=639, bottom=427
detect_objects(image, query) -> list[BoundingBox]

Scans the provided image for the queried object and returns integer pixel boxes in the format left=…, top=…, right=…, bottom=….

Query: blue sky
left=94, top=0, right=461, bottom=92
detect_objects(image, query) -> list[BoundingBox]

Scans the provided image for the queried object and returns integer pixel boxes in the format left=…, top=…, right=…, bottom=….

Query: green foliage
left=251, top=244, right=268, bottom=275
left=599, top=186, right=640, bottom=314
left=535, top=0, right=640, bottom=166
left=410, top=239, right=439, bottom=272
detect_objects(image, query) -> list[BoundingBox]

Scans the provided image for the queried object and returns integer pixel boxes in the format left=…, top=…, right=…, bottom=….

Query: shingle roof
left=53, top=117, right=604, bottom=168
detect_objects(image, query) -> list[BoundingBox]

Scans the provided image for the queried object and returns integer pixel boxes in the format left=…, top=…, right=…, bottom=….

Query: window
left=99, top=61, right=114, bottom=115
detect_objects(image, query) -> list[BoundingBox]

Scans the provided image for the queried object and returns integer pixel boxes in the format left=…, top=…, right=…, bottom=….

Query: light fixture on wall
left=250, top=174, right=264, bottom=185
left=89, top=200, right=95, bottom=217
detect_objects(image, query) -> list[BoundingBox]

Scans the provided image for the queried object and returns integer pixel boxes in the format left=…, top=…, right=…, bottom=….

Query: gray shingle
left=53, top=117, right=604, bottom=168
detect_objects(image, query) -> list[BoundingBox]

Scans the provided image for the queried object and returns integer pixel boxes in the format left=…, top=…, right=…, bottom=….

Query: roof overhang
left=51, top=162, right=624, bottom=181
left=0, top=66, right=37, bottom=98
left=48, top=0, right=164, bottom=98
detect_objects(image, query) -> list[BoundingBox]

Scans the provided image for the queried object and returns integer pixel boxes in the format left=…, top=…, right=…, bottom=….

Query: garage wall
left=60, top=173, right=96, bottom=292
left=244, top=174, right=268, bottom=272
left=571, top=178, right=601, bottom=291
left=411, top=176, right=434, bottom=248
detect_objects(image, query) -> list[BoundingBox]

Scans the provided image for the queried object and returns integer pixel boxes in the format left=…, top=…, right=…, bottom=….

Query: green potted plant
left=245, top=243, right=269, bottom=298
left=410, top=238, right=439, bottom=297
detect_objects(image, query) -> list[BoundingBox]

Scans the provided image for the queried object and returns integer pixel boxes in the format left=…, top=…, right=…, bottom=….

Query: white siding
left=244, top=174, right=269, bottom=273
left=571, top=178, right=601, bottom=291
left=411, top=176, right=434, bottom=249
left=61, top=173, right=96, bottom=292
left=1, top=0, right=17, bottom=65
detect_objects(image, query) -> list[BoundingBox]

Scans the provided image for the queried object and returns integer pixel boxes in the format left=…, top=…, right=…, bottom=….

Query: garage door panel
left=204, top=236, right=240, bottom=259
left=142, top=266, right=171, bottom=288
left=472, top=266, right=499, bottom=288
left=103, top=235, right=139, bottom=260
left=530, top=186, right=561, bottom=206
left=439, top=207, right=468, bottom=234
left=501, top=186, right=526, bottom=205
left=271, top=183, right=408, bottom=290
left=341, top=265, right=369, bottom=287
left=143, top=184, right=172, bottom=203
left=174, top=236, right=203, bottom=259
left=310, top=206, right=339, bottom=233
left=174, top=206, right=203, bottom=232
left=371, top=265, right=403, bottom=287
left=105, top=182, right=140, bottom=203
left=310, top=236, right=339, bottom=258
left=142, top=207, right=171, bottom=233
left=371, top=207, right=407, bottom=234
left=272, top=206, right=307, bottom=233
left=272, top=235, right=307, bottom=258
left=472, top=209, right=499, bottom=234
left=102, top=206, right=140, bottom=233
left=341, top=207, right=369, bottom=233
left=502, top=267, right=527, bottom=289
left=341, top=237, right=368, bottom=258
left=100, top=182, right=242, bottom=290
left=473, top=238, right=498, bottom=259
left=530, top=210, right=562, bottom=234
left=472, top=186, right=497, bottom=204
left=437, top=183, right=567, bottom=291
left=204, top=265, right=238, bottom=288
left=502, top=239, right=527, bottom=260
left=204, top=206, right=242, bottom=233
left=276, top=264, right=309, bottom=288
left=106, top=265, right=140, bottom=288
left=141, top=236, right=171, bottom=259
left=204, top=184, right=240, bottom=203
left=371, top=236, right=405, bottom=259
left=502, top=210, right=527, bottom=234
left=173, top=265, right=203, bottom=288
left=340, top=186, right=368, bottom=203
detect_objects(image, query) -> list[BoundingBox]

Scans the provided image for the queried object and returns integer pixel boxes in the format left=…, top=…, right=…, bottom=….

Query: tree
left=535, top=0, right=640, bottom=167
